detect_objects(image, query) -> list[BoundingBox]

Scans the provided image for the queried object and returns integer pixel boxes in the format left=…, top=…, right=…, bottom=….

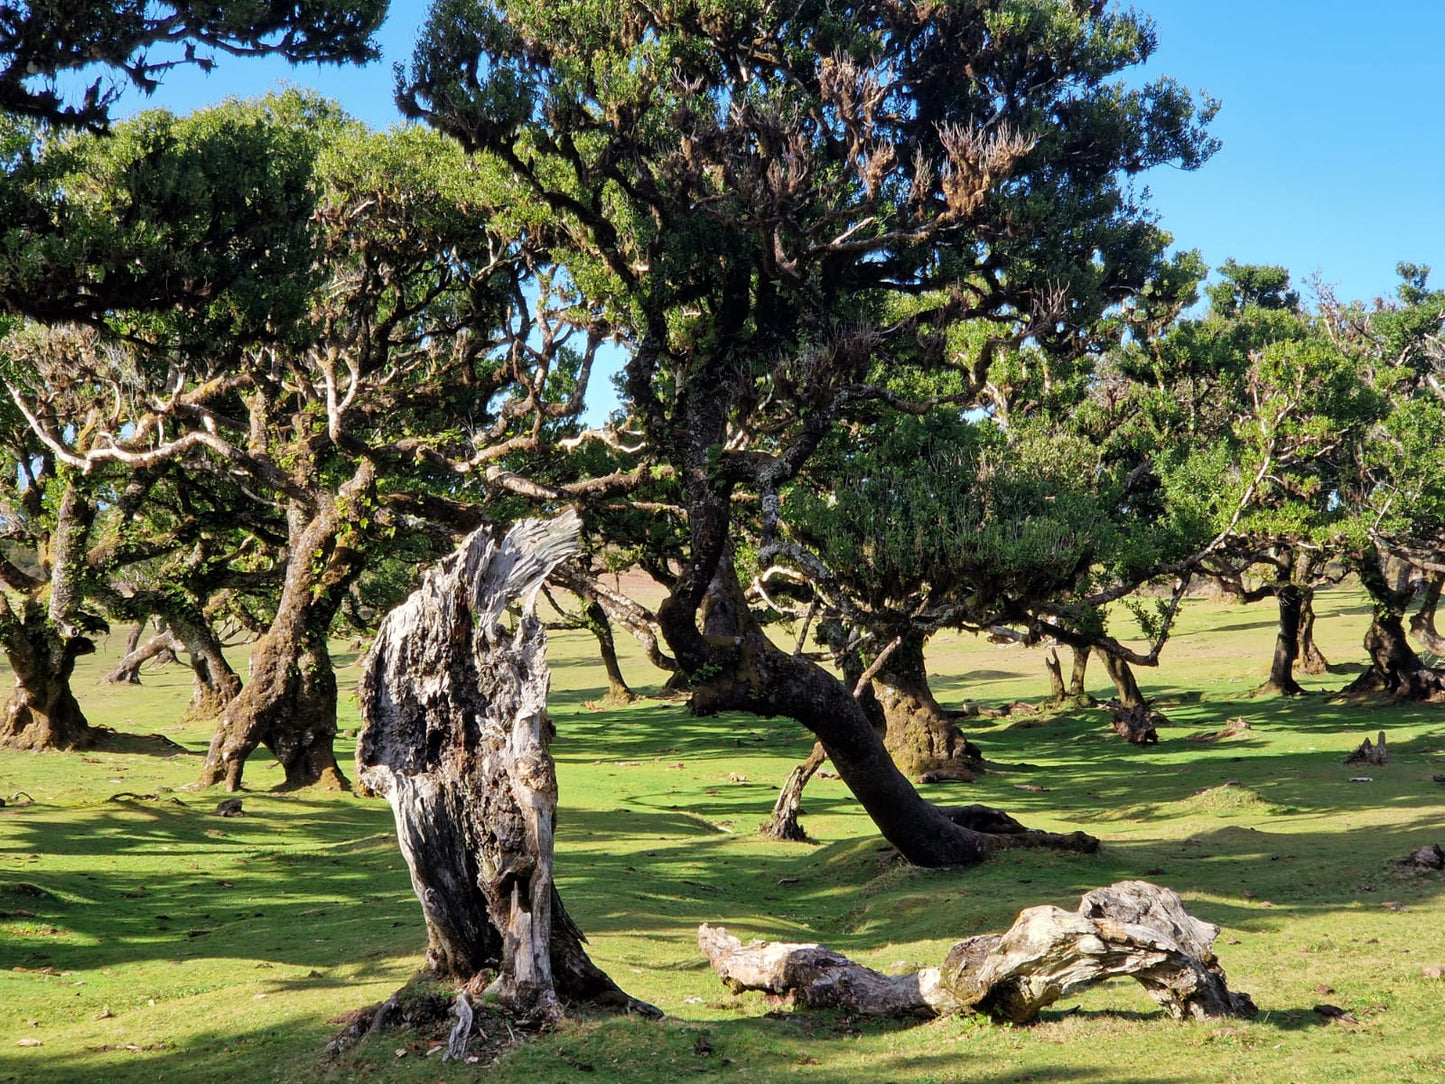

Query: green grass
left=4, top=587, right=1445, bottom=1083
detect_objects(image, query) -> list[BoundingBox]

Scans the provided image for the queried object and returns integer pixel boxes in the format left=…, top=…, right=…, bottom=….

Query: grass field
left=3, top=586, right=1445, bottom=1083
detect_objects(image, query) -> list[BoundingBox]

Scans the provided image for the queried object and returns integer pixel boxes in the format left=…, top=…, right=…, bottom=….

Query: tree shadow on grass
left=92, top=729, right=202, bottom=758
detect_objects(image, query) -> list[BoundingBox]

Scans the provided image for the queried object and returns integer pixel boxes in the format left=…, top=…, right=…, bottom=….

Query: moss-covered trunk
left=0, top=609, right=94, bottom=750
left=166, top=608, right=243, bottom=720
left=0, top=480, right=97, bottom=751
left=874, top=631, right=981, bottom=780
left=197, top=487, right=367, bottom=791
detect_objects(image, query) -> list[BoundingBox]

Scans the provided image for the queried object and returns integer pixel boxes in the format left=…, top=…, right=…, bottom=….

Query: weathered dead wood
left=762, top=741, right=827, bottom=842
left=1343, top=731, right=1390, bottom=766
left=700, top=881, right=1254, bottom=1024
left=1108, top=702, right=1162, bottom=745
left=1397, top=843, right=1445, bottom=870
left=1184, top=717, right=1252, bottom=744
left=357, top=511, right=655, bottom=1022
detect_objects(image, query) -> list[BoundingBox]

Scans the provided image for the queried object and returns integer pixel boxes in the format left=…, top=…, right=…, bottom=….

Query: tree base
left=1334, top=667, right=1445, bottom=703
left=0, top=709, right=97, bottom=752
left=1251, top=678, right=1307, bottom=697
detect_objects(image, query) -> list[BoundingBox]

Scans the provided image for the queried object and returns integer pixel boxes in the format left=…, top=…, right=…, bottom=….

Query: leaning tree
left=401, top=0, right=1218, bottom=865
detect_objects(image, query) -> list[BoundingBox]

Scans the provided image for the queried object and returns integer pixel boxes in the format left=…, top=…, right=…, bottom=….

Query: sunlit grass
left=3, top=585, right=1444, bottom=1082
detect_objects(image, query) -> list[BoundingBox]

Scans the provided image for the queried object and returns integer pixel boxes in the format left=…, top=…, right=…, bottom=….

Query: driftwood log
left=357, top=511, right=655, bottom=1023
left=700, top=880, right=1255, bottom=1024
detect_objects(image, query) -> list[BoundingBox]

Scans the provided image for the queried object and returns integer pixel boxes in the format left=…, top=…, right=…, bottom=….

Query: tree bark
left=874, top=631, right=982, bottom=780
left=1045, top=645, right=1093, bottom=707
left=698, top=881, right=1255, bottom=1023
left=103, top=628, right=180, bottom=685
left=1098, top=649, right=1161, bottom=744
left=165, top=607, right=242, bottom=720
left=552, top=566, right=678, bottom=678
left=105, top=624, right=147, bottom=684
left=1409, top=573, right=1445, bottom=655
left=1099, top=648, right=1146, bottom=709
left=1256, top=583, right=1306, bottom=696
left=0, top=481, right=98, bottom=750
left=1044, top=647, right=1066, bottom=704
left=1298, top=588, right=1329, bottom=674
left=1340, top=555, right=1445, bottom=701
left=1069, top=645, right=1091, bottom=701
left=197, top=483, right=369, bottom=791
left=669, top=549, right=1096, bottom=868
left=356, top=511, right=654, bottom=1020
left=585, top=601, right=636, bottom=704
left=0, top=607, right=95, bottom=750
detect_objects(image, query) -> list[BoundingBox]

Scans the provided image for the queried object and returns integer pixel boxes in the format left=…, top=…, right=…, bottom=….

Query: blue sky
left=117, top=1, right=1443, bottom=307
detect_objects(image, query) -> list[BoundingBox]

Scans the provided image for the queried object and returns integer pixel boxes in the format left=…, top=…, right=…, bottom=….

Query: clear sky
left=116, top=1, right=1443, bottom=308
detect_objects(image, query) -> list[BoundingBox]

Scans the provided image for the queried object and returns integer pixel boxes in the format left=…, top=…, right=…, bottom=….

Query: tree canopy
left=0, top=0, right=388, bottom=130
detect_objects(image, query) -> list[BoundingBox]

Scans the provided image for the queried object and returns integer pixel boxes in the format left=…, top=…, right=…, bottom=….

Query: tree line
left=1, top=0, right=1443, bottom=873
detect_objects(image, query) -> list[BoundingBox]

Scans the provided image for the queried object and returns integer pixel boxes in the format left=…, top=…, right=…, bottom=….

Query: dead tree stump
left=1343, top=731, right=1390, bottom=766
left=357, top=511, right=655, bottom=1023
left=699, top=880, right=1254, bottom=1024
left=1109, top=702, right=1163, bottom=745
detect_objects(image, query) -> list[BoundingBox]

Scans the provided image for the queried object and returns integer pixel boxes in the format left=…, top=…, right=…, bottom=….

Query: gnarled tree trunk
left=0, top=606, right=95, bottom=750
left=1410, top=572, right=1445, bottom=656
left=585, top=601, right=636, bottom=705
left=0, top=482, right=98, bottom=751
left=1256, top=583, right=1306, bottom=696
left=674, top=549, right=1096, bottom=868
left=1045, top=644, right=1093, bottom=707
left=356, top=511, right=653, bottom=1020
left=1298, top=588, right=1329, bottom=673
left=105, top=624, right=148, bottom=684
left=1341, top=555, right=1445, bottom=701
left=699, top=881, right=1255, bottom=1024
left=1069, top=645, right=1091, bottom=702
left=165, top=607, right=242, bottom=720
left=197, top=487, right=366, bottom=791
left=1099, top=649, right=1161, bottom=744
left=103, top=627, right=178, bottom=685
left=1044, top=647, right=1065, bottom=703
left=874, top=631, right=981, bottom=780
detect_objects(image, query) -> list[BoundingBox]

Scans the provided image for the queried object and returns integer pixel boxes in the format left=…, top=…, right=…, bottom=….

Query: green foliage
left=0, top=0, right=387, bottom=130
left=0, top=92, right=335, bottom=342
left=786, top=411, right=1124, bottom=624
left=1206, top=258, right=1301, bottom=317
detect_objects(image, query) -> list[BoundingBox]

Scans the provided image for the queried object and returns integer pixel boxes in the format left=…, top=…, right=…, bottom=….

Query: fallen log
left=699, top=880, right=1255, bottom=1024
